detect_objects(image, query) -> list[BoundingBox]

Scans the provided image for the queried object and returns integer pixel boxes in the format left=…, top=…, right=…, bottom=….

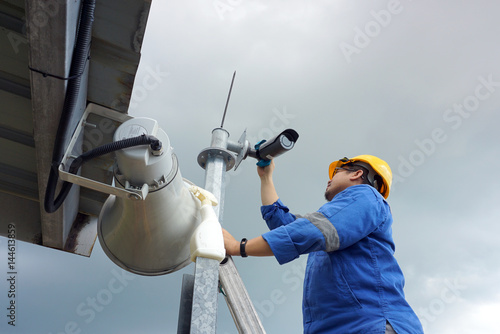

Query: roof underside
left=0, top=0, right=152, bottom=255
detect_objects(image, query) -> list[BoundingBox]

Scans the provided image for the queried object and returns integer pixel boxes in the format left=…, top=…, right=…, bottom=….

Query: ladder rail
left=220, top=256, right=266, bottom=333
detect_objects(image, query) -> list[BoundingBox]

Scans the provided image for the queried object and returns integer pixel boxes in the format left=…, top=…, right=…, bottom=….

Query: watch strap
left=240, top=238, right=248, bottom=258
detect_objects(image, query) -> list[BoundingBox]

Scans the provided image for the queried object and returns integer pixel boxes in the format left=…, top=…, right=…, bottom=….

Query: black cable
left=68, top=135, right=161, bottom=174
left=28, top=44, right=91, bottom=80
left=44, top=0, right=96, bottom=213
left=45, top=135, right=162, bottom=213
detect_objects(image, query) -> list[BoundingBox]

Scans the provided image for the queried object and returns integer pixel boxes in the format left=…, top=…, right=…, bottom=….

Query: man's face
left=324, top=167, right=356, bottom=201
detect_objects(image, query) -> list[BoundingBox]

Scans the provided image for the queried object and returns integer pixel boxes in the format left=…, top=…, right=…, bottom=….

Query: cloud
left=6, top=1, right=500, bottom=333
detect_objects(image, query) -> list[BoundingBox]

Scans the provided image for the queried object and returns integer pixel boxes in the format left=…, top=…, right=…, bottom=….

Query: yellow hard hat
left=328, top=155, right=392, bottom=199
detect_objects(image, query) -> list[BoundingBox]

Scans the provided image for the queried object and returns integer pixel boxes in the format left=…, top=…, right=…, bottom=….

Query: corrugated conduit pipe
left=44, top=0, right=96, bottom=213
left=44, top=1, right=164, bottom=214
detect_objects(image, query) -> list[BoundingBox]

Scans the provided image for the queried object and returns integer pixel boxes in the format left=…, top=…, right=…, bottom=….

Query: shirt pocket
left=304, top=252, right=361, bottom=322
left=337, top=267, right=363, bottom=310
left=320, top=194, right=356, bottom=219
left=334, top=255, right=363, bottom=310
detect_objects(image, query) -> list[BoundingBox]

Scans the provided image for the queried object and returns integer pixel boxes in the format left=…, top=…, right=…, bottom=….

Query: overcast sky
left=2, top=1, right=500, bottom=333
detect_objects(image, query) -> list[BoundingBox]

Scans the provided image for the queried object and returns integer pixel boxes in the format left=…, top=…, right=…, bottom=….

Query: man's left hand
left=222, top=228, right=239, bottom=256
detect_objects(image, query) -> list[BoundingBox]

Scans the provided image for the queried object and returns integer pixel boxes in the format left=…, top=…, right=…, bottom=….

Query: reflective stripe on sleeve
left=296, top=212, right=340, bottom=252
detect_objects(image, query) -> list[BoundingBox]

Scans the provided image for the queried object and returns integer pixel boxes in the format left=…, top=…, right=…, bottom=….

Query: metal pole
left=190, top=257, right=221, bottom=333
left=189, top=128, right=233, bottom=333
left=197, top=128, right=266, bottom=333
left=190, top=127, right=266, bottom=333
left=203, top=128, right=231, bottom=218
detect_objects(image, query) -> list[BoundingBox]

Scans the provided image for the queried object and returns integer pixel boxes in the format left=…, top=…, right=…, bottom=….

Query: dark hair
left=343, top=162, right=383, bottom=192
left=343, top=162, right=371, bottom=185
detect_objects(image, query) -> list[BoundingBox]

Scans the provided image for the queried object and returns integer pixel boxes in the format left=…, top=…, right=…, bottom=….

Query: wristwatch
left=240, top=238, right=248, bottom=258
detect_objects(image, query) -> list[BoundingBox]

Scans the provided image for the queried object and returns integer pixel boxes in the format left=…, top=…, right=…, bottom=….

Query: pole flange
left=197, top=148, right=236, bottom=171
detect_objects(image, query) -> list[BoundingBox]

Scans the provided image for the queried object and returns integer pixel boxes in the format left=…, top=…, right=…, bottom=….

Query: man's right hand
left=257, top=159, right=275, bottom=180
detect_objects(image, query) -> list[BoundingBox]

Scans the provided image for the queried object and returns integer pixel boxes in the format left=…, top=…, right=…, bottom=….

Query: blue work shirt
left=261, top=185, right=423, bottom=334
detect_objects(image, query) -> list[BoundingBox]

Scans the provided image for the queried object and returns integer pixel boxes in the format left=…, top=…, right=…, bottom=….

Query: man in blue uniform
left=222, top=155, right=424, bottom=333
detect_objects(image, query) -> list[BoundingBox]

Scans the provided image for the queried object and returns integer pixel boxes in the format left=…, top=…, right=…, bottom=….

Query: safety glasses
left=328, top=157, right=354, bottom=179
left=331, top=166, right=357, bottom=178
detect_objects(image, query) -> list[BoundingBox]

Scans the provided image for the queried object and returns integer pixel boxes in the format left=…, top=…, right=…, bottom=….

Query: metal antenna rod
left=220, top=71, right=236, bottom=128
